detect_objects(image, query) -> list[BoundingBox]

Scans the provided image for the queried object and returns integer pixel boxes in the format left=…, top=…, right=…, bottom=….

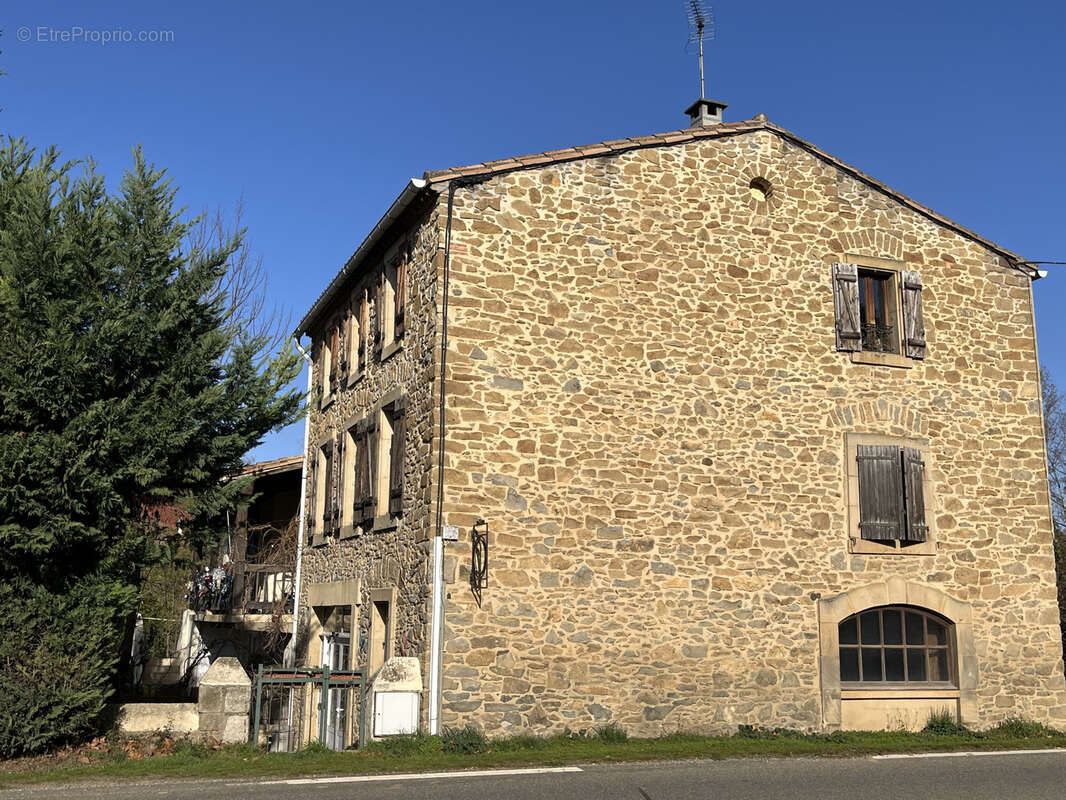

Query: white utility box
left=370, top=656, right=422, bottom=737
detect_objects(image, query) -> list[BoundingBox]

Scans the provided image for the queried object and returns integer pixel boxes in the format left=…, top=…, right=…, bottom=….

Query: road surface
left=3, top=749, right=1066, bottom=799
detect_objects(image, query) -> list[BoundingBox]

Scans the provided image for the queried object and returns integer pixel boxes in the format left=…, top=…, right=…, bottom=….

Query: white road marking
left=872, top=748, right=1066, bottom=760
left=247, top=766, right=584, bottom=786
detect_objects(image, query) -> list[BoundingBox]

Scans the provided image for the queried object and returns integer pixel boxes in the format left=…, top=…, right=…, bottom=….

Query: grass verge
left=3, top=720, right=1065, bottom=788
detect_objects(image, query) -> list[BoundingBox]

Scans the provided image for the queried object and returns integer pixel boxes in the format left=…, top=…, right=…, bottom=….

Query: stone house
left=291, top=99, right=1066, bottom=743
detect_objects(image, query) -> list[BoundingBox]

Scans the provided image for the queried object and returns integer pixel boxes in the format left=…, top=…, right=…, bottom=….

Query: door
left=321, top=633, right=351, bottom=750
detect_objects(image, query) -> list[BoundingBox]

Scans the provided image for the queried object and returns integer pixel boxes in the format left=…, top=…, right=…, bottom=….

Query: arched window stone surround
left=817, top=577, right=977, bottom=729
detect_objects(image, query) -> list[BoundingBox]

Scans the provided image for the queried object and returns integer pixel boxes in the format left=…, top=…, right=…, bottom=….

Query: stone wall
left=432, top=127, right=1066, bottom=735
left=296, top=202, right=441, bottom=719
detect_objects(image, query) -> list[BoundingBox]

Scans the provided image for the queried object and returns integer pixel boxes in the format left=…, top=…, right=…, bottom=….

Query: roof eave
left=294, top=178, right=432, bottom=338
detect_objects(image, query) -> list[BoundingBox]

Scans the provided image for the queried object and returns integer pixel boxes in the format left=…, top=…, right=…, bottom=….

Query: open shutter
left=901, top=270, right=926, bottom=360
left=352, top=422, right=367, bottom=523
left=357, top=291, right=368, bottom=373
left=329, top=326, right=340, bottom=394
left=306, top=452, right=318, bottom=544
left=902, top=447, right=928, bottom=542
left=338, top=310, right=350, bottom=382
left=856, top=445, right=904, bottom=541
left=832, top=262, right=862, bottom=352
left=394, top=255, right=407, bottom=339
left=334, top=432, right=345, bottom=531
left=373, top=271, right=384, bottom=359
left=366, top=414, right=379, bottom=520
left=322, top=441, right=335, bottom=536
left=389, top=401, right=406, bottom=515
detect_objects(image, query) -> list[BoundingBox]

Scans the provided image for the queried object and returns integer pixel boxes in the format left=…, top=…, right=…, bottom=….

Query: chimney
left=685, top=98, right=727, bottom=127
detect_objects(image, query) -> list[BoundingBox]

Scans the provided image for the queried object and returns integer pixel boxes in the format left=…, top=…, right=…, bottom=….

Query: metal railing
left=251, top=665, right=367, bottom=751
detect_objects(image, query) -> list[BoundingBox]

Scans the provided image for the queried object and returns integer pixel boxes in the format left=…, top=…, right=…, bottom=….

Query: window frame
left=844, top=433, right=937, bottom=555
left=838, top=605, right=957, bottom=687
left=837, top=255, right=914, bottom=369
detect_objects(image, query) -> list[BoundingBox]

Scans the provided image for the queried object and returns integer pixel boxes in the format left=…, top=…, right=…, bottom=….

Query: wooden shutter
left=901, top=270, right=926, bottom=360
left=338, top=310, right=350, bottom=382
left=366, top=414, right=379, bottom=520
left=832, top=263, right=862, bottom=352
left=329, top=326, right=339, bottom=393
left=352, top=422, right=367, bottom=523
left=856, top=445, right=903, bottom=540
left=373, top=271, right=384, bottom=359
left=902, top=447, right=928, bottom=542
left=323, top=441, right=335, bottom=535
left=306, top=451, right=318, bottom=544
left=357, top=291, right=368, bottom=372
left=334, top=432, right=345, bottom=531
left=389, top=401, right=406, bottom=515
left=394, top=255, right=407, bottom=339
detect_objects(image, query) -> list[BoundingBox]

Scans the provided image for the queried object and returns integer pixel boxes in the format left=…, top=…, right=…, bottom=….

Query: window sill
left=381, top=339, right=403, bottom=363
left=841, top=686, right=958, bottom=700
left=850, top=351, right=912, bottom=369
left=372, top=514, right=399, bottom=533
left=849, top=538, right=937, bottom=556
left=344, top=371, right=365, bottom=390
left=319, top=394, right=335, bottom=412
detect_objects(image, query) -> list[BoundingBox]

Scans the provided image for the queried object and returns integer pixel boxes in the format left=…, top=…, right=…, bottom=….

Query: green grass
left=3, top=720, right=1065, bottom=788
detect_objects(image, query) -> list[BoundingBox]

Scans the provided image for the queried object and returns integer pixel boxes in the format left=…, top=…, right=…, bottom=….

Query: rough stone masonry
left=297, top=117, right=1066, bottom=739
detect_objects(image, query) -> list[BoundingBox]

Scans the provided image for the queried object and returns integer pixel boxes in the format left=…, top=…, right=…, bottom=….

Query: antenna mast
left=687, top=1, right=715, bottom=98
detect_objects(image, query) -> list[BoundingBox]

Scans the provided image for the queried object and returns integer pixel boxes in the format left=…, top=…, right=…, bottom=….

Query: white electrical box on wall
left=374, top=692, right=419, bottom=736
left=442, top=525, right=459, bottom=541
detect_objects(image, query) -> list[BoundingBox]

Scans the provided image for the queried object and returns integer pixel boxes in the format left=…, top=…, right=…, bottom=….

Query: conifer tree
left=0, top=140, right=301, bottom=755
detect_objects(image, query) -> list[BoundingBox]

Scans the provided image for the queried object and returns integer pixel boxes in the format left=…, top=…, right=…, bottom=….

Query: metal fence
left=251, top=666, right=366, bottom=751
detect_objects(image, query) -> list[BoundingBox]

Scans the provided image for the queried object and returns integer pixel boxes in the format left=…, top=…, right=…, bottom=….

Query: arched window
left=838, top=606, right=954, bottom=684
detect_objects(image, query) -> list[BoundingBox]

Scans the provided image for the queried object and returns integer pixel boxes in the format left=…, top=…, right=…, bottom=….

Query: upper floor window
left=832, top=261, right=925, bottom=362
left=839, top=606, right=954, bottom=685
left=309, top=438, right=337, bottom=543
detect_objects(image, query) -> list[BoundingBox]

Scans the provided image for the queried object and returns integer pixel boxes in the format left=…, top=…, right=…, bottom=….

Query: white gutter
left=428, top=534, right=444, bottom=733
left=283, top=337, right=314, bottom=668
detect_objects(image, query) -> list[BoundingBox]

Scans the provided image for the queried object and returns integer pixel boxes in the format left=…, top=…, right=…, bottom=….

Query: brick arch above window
left=817, top=579, right=977, bottom=730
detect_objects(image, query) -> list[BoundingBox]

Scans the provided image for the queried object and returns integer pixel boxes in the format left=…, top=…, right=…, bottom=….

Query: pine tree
left=0, top=139, right=302, bottom=755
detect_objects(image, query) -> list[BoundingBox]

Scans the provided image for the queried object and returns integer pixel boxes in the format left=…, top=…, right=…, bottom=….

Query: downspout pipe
left=283, top=336, right=314, bottom=668
left=427, top=180, right=461, bottom=734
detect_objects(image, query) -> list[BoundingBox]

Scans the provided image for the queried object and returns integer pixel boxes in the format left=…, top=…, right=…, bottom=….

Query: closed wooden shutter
left=357, top=291, right=368, bottom=372
left=902, top=447, right=928, bottom=542
left=373, top=271, right=384, bottom=359
left=389, top=401, right=405, bottom=515
left=366, top=414, right=379, bottom=520
left=832, top=263, right=862, bottom=352
left=856, top=444, right=903, bottom=540
left=394, top=255, right=407, bottom=339
left=901, top=270, right=926, bottom=359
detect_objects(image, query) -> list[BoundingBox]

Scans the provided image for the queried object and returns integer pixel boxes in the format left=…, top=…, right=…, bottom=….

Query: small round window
left=748, top=177, right=773, bottom=203
left=839, top=606, right=955, bottom=684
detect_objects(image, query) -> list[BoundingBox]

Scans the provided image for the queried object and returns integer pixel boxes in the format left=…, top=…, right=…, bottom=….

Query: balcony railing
left=861, top=323, right=897, bottom=354
left=188, top=562, right=294, bottom=616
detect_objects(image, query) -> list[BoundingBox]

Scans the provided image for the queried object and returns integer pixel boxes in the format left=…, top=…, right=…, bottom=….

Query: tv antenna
left=686, top=1, right=715, bottom=98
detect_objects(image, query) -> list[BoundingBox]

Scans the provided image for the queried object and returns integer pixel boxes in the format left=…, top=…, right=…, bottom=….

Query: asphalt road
left=4, top=750, right=1066, bottom=800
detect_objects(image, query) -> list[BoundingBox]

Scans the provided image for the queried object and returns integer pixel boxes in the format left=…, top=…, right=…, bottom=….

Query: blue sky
left=3, top=0, right=1064, bottom=461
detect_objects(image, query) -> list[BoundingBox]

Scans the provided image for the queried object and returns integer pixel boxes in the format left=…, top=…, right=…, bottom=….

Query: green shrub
left=986, top=717, right=1061, bottom=739
left=369, top=733, right=442, bottom=757
left=592, top=722, right=629, bottom=744
left=0, top=580, right=132, bottom=758
left=296, top=740, right=333, bottom=757
left=440, top=725, right=488, bottom=754
left=923, top=710, right=971, bottom=737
